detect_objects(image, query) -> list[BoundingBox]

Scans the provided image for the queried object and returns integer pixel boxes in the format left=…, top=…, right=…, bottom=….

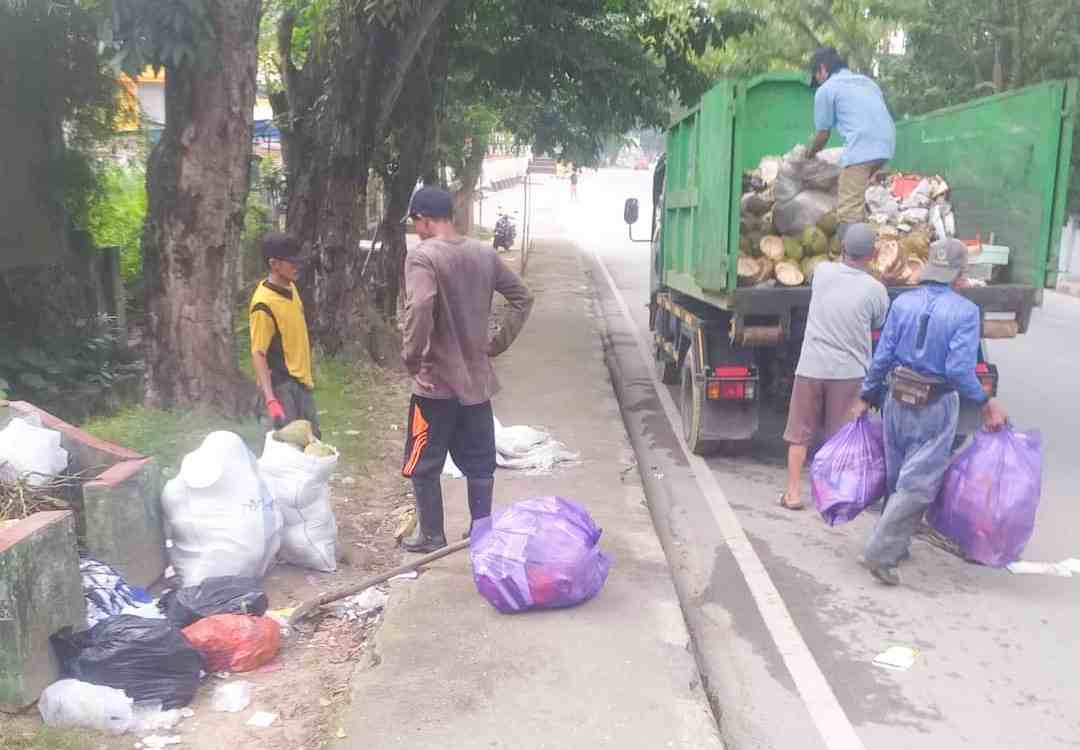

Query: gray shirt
left=796, top=261, right=889, bottom=380
left=402, top=236, right=534, bottom=405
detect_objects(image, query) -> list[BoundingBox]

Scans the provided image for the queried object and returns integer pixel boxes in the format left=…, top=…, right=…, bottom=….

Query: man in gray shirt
left=781, top=223, right=889, bottom=509
left=399, top=187, right=534, bottom=552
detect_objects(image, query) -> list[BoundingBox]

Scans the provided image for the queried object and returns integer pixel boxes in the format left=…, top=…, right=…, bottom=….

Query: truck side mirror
left=624, top=198, right=640, bottom=225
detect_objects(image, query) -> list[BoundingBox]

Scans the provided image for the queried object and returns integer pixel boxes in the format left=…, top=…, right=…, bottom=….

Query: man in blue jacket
left=853, top=239, right=1008, bottom=585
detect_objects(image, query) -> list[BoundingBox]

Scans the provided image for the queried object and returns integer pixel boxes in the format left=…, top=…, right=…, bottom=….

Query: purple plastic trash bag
left=927, top=427, right=1042, bottom=568
left=469, top=497, right=611, bottom=614
left=810, top=416, right=886, bottom=526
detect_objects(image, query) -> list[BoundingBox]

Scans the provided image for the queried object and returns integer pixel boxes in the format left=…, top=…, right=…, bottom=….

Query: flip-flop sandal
left=779, top=492, right=805, bottom=511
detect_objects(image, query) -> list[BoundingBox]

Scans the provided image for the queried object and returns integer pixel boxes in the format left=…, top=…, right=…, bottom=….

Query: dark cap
left=260, top=232, right=305, bottom=264
left=922, top=238, right=968, bottom=284
left=405, top=186, right=454, bottom=221
left=842, top=223, right=877, bottom=258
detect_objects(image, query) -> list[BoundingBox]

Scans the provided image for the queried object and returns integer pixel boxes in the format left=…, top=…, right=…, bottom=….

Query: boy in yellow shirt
left=249, top=233, right=319, bottom=436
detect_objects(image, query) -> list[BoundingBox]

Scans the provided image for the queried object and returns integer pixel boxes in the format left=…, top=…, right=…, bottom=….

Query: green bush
left=86, top=166, right=147, bottom=284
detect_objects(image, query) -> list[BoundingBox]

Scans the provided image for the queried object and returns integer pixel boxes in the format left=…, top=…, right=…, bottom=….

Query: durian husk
left=760, top=236, right=785, bottom=261
left=775, top=261, right=805, bottom=287
left=274, top=420, right=316, bottom=448
left=783, top=236, right=804, bottom=262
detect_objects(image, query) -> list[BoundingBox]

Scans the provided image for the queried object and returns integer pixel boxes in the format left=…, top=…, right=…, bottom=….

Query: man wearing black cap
left=854, top=238, right=1008, bottom=585
left=782, top=223, right=889, bottom=510
left=806, top=46, right=895, bottom=234
left=399, top=186, right=534, bottom=552
left=249, top=232, right=320, bottom=435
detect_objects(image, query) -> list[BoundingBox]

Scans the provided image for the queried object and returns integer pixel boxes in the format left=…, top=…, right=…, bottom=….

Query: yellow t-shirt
left=249, top=280, right=314, bottom=389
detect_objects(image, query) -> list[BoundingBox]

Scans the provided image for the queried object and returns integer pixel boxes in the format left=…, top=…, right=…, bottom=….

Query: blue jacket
left=861, top=284, right=988, bottom=406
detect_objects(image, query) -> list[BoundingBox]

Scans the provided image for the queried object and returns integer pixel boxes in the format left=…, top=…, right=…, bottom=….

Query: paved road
left=493, top=169, right=1080, bottom=750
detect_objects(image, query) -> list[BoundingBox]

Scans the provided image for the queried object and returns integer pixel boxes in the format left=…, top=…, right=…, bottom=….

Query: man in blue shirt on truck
left=807, top=46, right=895, bottom=235
left=852, top=238, right=1008, bottom=585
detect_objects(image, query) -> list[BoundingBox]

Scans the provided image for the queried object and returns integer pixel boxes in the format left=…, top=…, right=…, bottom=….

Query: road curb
left=582, top=251, right=730, bottom=746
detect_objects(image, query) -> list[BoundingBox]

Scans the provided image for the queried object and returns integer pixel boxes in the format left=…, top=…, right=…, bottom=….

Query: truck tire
left=679, top=342, right=711, bottom=455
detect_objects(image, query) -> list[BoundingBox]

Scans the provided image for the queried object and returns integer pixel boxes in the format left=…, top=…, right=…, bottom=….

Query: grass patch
left=80, top=356, right=381, bottom=476
left=0, top=726, right=95, bottom=750
left=471, top=227, right=495, bottom=242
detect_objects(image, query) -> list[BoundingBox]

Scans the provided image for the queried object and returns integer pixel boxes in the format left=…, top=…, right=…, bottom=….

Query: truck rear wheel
left=679, top=341, right=711, bottom=455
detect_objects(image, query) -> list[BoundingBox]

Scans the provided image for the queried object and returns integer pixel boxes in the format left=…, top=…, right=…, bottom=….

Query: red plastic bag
left=181, top=615, right=281, bottom=673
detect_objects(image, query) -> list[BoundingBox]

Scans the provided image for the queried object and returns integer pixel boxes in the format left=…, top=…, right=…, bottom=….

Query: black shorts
left=273, top=378, right=321, bottom=439
left=402, top=396, right=496, bottom=480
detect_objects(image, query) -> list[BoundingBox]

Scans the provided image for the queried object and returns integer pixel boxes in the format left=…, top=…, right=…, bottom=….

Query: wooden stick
left=288, top=539, right=471, bottom=626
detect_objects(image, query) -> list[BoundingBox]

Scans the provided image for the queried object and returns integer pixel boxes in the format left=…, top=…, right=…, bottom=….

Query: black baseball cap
left=403, top=186, right=454, bottom=223
left=260, top=232, right=306, bottom=264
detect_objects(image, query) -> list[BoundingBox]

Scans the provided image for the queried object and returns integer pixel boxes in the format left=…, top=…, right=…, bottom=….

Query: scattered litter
left=318, top=698, right=333, bottom=708
left=341, top=476, right=356, bottom=486
left=873, top=646, right=919, bottom=671
left=344, top=430, right=361, bottom=436
left=131, top=702, right=187, bottom=733
left=389, top=571, right=419, bottom=582
left=247, top=711, right=278, bottom=728
left=0, top=413, right=69, bottom=488
left=443, top=416, right=578, bottom=477
left=335, top=728, right=347, bottom=739
left=81, top=558, right=162, bottom=628
left=391, top=424, right=400, bottom=431
left=141, top=735, right=182, bottom=748
left=393, top=508, right=417, bottom=541
left=38, top=679, right=133, bottom=734
left=1007, top=559, right=1078, bottom=578
left=326, top=587, right=389, bottom=621
left=211, top=681, right=254, bottom=713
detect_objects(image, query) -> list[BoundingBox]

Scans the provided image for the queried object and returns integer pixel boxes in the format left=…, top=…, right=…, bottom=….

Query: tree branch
left=373, top=0, right=453, bottom=140
left=277, top=9, right=299, bottom=102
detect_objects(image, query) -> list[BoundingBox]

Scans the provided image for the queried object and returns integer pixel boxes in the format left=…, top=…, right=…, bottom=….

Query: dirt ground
left=1, top=364, right=415, bottom=750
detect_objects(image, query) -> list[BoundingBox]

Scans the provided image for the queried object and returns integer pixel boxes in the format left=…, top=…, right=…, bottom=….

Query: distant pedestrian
left=782, top=224, right=889, bottom=510
left=570, top=169, right=579, bottom=200
left=853, top=238, right=1008, bottom=585
left=399, top=187, right=535, bottom=552
left=806, top=46, right=895, bottom=236
left=249, top=232, right=320, bottom=436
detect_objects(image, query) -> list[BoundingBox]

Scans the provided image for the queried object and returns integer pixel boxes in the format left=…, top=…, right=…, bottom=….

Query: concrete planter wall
left=0, top=401, right=165, bottom=588
left=0, top=511, right=85, bottom=711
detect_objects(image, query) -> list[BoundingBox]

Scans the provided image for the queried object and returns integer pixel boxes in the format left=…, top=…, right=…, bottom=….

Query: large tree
left=107, top=0, right=264, bottom=414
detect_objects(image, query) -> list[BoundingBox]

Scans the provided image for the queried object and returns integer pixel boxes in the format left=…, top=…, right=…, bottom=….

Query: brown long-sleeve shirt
left=402, top=236, right=534, bottom=405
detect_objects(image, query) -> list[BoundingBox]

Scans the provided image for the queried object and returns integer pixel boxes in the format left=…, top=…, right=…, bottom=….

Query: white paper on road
left=873, top=646, right=920, bottom=671
left=443, top=416, right=578, bottom=477
left=1007, top=559, right=1079, bottom=577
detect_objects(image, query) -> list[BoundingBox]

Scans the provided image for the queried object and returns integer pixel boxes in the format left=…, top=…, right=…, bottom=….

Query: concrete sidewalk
left=334, top=239, right=722, bottom=750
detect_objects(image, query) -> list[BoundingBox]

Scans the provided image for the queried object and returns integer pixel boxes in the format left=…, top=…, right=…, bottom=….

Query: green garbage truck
left=623, top=73, right=1076, bottom=453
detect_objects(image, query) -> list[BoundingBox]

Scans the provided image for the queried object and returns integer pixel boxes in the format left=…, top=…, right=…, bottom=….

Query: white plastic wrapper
left=257, top=433, right=339, bottom=572
left=38, top=679, right=134, bottom=735
left=162, top=432, right=283, bottom=586
left=0, top=415, right=68, bottom=487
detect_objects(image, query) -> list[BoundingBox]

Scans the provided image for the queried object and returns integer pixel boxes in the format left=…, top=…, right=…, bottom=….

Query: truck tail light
left=975, top=362, right=998, bottom=398
left=708, top=366, right=757, bottom=401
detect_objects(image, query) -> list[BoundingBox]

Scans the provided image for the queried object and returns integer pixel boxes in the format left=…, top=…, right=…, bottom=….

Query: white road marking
left=589, top=247, right=868, bottom=750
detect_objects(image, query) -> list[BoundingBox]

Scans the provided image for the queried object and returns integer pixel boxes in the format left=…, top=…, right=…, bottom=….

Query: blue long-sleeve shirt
left=861, top=284, right=988, bottom=406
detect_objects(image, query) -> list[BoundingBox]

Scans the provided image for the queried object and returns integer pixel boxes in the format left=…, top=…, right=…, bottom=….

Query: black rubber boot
left=462, top=478, right=495, bottom=539
left=402, top=478, right=447, bottom=553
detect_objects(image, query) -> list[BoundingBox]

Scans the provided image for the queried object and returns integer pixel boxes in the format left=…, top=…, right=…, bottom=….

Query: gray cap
left=842, top=223, right=876, bottom=258
left=922, top=238, right=968, bottom=284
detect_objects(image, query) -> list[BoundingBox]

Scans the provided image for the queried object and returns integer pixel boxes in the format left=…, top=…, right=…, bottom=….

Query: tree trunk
left=453, top=130, right=490, bottom=236
left=142, top=0, right=262, bottom=415
left=274, top=2, right=452, bottom=354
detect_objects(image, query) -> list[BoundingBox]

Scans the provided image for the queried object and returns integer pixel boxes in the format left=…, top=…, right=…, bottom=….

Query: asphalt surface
left=499, top=169, right=1080, bottom=750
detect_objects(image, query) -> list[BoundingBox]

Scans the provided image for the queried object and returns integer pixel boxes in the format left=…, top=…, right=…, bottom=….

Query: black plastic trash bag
left=158, top=576, right=269, bottom=628
left=51, top=616, right=205, bottom=709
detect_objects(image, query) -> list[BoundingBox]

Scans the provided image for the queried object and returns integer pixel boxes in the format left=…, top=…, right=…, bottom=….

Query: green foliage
left=86, top=166, right=148, bottom=284
left=0, top=317, right=133, bottom=405
left=101, top=0, right=216, bottom=74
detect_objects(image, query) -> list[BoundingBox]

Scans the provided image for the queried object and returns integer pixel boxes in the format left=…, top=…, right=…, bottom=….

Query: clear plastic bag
left=811, top=416, right=887, bottom=527
left=38, top=679, right=134, bottom=735
left=928, top=427, right=1043, bottom=567
left=469, top=497, right=611, bottom=614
